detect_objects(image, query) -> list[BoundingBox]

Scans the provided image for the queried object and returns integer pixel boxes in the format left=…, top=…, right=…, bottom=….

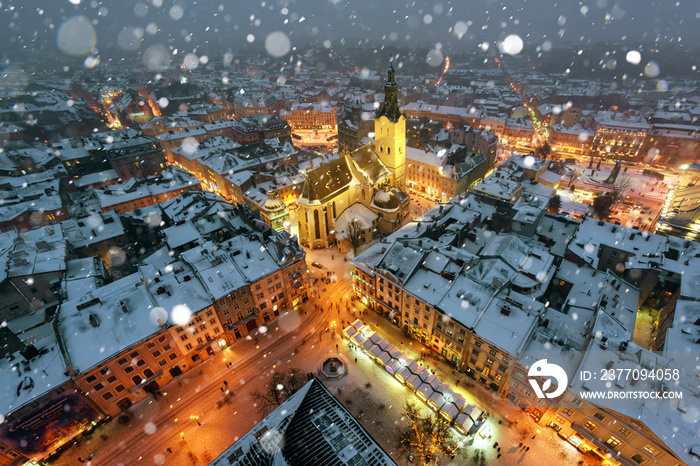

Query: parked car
left=311, top=261, right=323, bottom=269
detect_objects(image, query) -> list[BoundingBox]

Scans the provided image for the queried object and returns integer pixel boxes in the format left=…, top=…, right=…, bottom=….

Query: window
left=132, top=375, right=143, bottom=386
left=102, top=392, right=114, bottom=401
left=115, top=384, right=125, bottom=393
left=643, top=444, right=655, bottom=455
left=180, top=335, right=188, bottom=342
left=593, top=412, right=606, bottom=422
left=158, top=336, right=167, bottom=343
left=152, top=350, right=161, bottom=357
left=93, top=383, right=105, bottom=392
left=498, top=364, right=507, bottom=372
left=86, top=375, right=97, bottom=383
left=486, top=358, right=494, bottom=365
left=257, top=293, right=264, bottom=300
left=502, top=356, right=509, bottom=364
left=474, top=340, right=482, bottom=347
left=124, top=366, right=135, bottom=374
left=168, top=353, right=177, bottom=361
left=163, top=344, right=172, bottom=351
left=185, top=343, right=193, bottom=351
left=107, top=375, right=117, bottom=384
left=99, top=367, right=110, bottom=376
left=159, top=359, right=167, bottom=367
left=144, top=369, right=154, bottom=378
left=583, top=421, right=597, bottom=431
left=562, top=408, right=574, bottom=417
left=489, top=349, right=497, bottom=356
left=605, top=436, right=621, bottom=448
left=146, top=342, right=156, bottom=349
left=130, top=351, right=139, bottom=359
left=136, top=359, right=145, bottom=367
left=482, top=367, right=490, bottom=376
left=118, top=358, right=128, bottom=366
left=630, top=454, right=646, bottom=464
left=618, top=426, right=631, bottom=437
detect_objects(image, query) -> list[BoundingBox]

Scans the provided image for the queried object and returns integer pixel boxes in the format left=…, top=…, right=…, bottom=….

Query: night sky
left=0, top=0, right=698, bottom=59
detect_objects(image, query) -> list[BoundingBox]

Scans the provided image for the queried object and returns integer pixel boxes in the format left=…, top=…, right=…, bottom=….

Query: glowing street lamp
left=190, top=415, right=201, bottom=426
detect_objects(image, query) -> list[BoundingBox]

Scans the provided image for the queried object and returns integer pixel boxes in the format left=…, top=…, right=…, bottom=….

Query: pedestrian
left=220, top=387, right=224, bottom=393
left=526, top=447, right=530, bottom=452
left=78, top=458, right=85, bottom=464
left=497, top=447, right=501, bottom=452
left=497, top=454, right=501, bottom=459
left=518, top=442, right=523, bottom=448
left=355, top=357, right=357, bottom=363
left=223, top=381, right=228, bottom=387
left=166, top=448, right=173, bottom=454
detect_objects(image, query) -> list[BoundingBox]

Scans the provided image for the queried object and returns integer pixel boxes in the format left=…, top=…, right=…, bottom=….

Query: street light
left=190, top=415, right=201, bottom=427
left=532, top=429, right=540, bottom=439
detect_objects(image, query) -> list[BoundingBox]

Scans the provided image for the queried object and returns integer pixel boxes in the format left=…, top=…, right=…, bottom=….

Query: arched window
left=313, top=210, right=321, bottom=239
left=132, top=375, right=143, bottom=386
left=387, top=147, right=391, bottom=155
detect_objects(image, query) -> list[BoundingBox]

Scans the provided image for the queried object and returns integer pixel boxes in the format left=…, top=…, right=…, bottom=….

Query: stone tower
left=374, top=64, right=406, bottom=191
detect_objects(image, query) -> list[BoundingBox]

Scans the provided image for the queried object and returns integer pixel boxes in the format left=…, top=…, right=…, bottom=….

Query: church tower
left=374, top=65, right=406, bottom=191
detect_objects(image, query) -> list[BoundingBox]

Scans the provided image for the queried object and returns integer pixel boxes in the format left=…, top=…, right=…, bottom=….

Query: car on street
left=311, top=261, right=323, bottom=269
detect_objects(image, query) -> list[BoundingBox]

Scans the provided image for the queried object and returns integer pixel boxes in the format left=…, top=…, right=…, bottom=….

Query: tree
left=398, top=401, right=459, bottom=465
left=612, top=175, right=633, bottom=200
left=252, top=368, right=305, bottom=416
left=346, top=218, right=365, bottom=257
left=548, top=194, right=562, bottom=213
left=592, top=175, right=632, bottom=219
left=535, top=141, right=552, bottom=160
left=592, top=192, right=616, bottom=219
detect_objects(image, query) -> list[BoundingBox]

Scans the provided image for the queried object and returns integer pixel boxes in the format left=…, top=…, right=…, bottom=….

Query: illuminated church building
left=298, top=65, right=410, bottom=250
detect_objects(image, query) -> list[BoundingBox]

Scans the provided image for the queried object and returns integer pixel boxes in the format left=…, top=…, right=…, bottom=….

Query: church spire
left=376, top=63, right=402, bottom=123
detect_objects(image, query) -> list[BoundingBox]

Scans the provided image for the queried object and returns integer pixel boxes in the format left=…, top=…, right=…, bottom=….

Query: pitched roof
left=350, top=143, right=392, bottom=186
left=301, top=157, right=354, bottom=203
left=210, top=379, right=396, bottom=466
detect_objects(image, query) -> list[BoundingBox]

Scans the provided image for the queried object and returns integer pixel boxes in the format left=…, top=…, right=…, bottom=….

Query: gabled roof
left=350, top=143, right=392, bottom=186
left=301, top=156, right=354, bottom=203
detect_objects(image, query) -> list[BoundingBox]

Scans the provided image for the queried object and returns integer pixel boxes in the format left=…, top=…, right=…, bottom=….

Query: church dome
left=262, top=190, right=285, bottom=212
left=372, top=187, right=400, bottom=209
